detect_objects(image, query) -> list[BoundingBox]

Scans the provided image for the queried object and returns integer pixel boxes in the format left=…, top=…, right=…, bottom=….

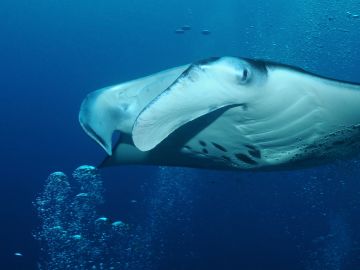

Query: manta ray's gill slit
left=244, top=107, right=322, bottom=146
left=199, top=140, right=207, bottom=147
left=234, top=153, right=258, bottom=165
left=248, top=149, right=261, bottom=159
left=239, top=93, right=317, bottom=135
left=202, top=148, right=209, bottom=154
left=256, top=124, right=319, bottom=149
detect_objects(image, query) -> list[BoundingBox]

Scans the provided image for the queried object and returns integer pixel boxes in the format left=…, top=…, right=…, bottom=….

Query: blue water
left=1, top=0, right=360, bottom=269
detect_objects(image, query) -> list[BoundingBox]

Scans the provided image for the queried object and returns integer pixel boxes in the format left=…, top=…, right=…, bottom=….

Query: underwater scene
left=1, top=0, right=360, bottom=269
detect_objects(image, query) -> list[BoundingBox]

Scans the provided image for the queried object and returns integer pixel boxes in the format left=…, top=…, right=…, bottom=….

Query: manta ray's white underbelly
left=179, top=87, right=360, bottom=170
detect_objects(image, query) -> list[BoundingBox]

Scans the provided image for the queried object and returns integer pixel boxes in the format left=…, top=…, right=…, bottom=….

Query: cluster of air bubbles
left=33, top=165, right=149, bottom=270
left=143, top=167, right=196, bottom=263
left=290, top=161, right=360, bottom=270
left=305, top=214, right=351, bottom=270
left=33, top=165, right=197, bottom=269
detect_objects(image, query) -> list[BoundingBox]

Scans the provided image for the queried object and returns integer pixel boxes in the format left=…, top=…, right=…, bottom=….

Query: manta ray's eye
left=236, top=68, right=250, bottom=84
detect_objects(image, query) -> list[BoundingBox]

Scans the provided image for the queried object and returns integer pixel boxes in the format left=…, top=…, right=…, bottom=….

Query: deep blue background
left=1, top=0, right=360, bottom=269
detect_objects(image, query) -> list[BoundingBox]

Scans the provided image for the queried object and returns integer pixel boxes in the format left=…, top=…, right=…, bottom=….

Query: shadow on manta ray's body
left=79, top=56, right=360, bottom=171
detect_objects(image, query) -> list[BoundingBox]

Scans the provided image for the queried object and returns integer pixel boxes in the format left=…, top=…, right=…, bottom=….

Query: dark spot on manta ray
left=244, top=144, right=257, bottom=150
left=248, top=149, right=261, bottom=159
left=202, top=148, right=209, bottom=154
left=235, top=153, right=258, bottom=165
left=199, top=140, right=207, bottom=147
left=212, top=142, right=227, bottom=152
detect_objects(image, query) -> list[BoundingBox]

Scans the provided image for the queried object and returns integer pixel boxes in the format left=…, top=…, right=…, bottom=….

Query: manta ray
left=79, top=57, right=360, bottom=170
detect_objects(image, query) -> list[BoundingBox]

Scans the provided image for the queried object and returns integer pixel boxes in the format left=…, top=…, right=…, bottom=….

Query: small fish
left=14, top=252, right=23, bottom=257
left=181, top=25, right=191, bottom=31
left=174, top=28, right=185, bottom=34
left=201, top=29, right=211, bottom=35
left=336, top=28, right=350, bottom=33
